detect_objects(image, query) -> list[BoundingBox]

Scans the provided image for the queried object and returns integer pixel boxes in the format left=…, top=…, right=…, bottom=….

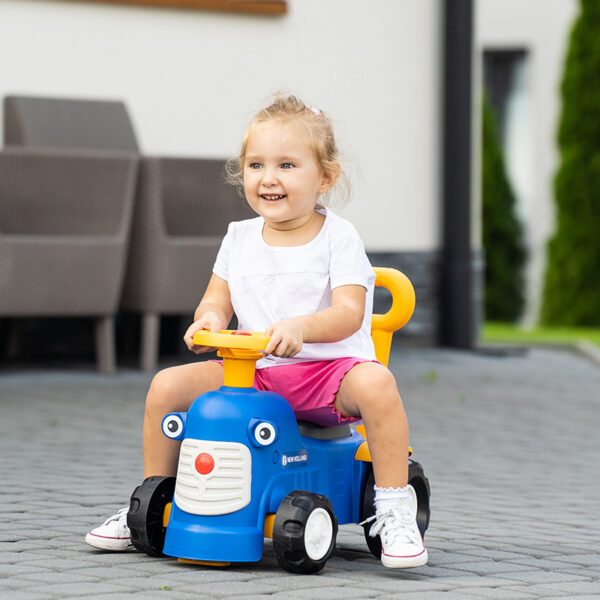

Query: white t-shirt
left=213, top=208, right=376, bottom=368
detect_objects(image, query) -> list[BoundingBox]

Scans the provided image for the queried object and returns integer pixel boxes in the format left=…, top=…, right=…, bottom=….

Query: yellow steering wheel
left=192, top=330, right=271, bottom=388
left=192, top=330, right=270, bottom=352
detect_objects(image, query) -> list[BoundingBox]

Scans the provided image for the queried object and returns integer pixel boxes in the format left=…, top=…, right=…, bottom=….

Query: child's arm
left=183, top=274, right=234, bottom=354
left=263, top=285, right=366, bottom=358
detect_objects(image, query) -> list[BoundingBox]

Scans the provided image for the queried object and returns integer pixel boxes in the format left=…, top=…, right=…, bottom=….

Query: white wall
left=0, top=0, right=442, bottom=252
left=476, top=0, right=578, bottom=326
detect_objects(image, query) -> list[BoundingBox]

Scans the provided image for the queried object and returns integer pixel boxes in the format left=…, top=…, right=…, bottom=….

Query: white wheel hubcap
left=304, top=508, right=333, bottom=560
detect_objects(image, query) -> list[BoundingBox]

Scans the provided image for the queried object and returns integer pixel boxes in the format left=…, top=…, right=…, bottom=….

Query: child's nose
left=261, top=166, right=279, bottom=185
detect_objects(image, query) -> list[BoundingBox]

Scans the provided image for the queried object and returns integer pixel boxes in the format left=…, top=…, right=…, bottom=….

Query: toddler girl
left=86, top=95, right=427, bottom=569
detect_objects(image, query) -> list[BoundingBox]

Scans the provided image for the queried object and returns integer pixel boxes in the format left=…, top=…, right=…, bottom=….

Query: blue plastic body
left=161, top=385, right=369, bottom=563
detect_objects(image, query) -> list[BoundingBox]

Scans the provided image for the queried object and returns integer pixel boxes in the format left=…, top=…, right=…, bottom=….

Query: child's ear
left=319, top=162, right=341, bottom=193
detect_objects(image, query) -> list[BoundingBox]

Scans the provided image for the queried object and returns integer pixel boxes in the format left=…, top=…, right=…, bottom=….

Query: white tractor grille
left=174, top=438, right=251, bottom=516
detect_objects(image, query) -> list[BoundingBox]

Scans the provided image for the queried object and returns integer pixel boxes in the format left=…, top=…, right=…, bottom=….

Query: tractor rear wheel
left=360, top=460, right=430, bottom=559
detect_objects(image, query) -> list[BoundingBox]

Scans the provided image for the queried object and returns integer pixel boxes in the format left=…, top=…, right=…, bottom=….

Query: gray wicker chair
left=121, top=157, right=254, bottom=371
left=4, top=95, right=254, bottom=372
left=0, top=147, right=137, bottom=373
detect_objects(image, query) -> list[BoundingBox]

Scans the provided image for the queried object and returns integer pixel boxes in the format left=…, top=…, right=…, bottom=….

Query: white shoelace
left=360, top=507, right=421, bottom=546
left=102, top=507, right=128, bottom=527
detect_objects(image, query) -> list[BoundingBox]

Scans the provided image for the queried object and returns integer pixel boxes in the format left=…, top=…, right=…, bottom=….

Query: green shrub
left=541, top=0, right=600, bottom=325
left=482, top=95, right=526, bottom=322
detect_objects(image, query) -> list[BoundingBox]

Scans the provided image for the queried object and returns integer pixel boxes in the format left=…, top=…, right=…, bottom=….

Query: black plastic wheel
left=272, top=490, right=338, bottom=574
left=359, top=459, right=431, bottom=559
left=127, top=476, right=176, bottom=557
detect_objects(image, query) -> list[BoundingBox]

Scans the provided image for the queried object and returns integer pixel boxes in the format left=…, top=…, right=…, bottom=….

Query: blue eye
left=281, top=163, right=294, bottom=169
left=249, top=163, right=262, bottom=169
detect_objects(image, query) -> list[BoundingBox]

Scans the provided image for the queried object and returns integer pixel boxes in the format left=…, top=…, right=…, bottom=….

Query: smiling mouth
left=260, top=194, right=286, bottom=201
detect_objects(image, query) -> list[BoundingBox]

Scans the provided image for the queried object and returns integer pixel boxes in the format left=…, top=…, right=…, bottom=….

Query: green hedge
left=482, top=95, right=526, bottom=322
left=541, top=0, right=600, bottom=325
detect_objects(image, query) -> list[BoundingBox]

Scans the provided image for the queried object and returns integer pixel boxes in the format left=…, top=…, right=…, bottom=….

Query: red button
left=195, top=453, right=215, bottom=475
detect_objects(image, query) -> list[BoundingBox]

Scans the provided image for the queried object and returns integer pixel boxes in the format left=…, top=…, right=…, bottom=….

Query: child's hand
left=183, top=313, right=223, bottom=354
left=264, top=319, right=304, bottom=358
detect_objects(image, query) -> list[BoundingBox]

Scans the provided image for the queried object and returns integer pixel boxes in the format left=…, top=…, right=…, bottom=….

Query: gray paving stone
left=448, top=561, right=535, bottom=576
left=507, top=557, right=593, bottom=570
left=0, top=592, right=56, bottom=600
left=268, top=587, right=380, bottom=599
left=0, top=564, right=53, bottom=577
left=495, top=570, right=594, bottom=584
left=519, top=581, right=600, bottom=595
left=561, top=567, right=600, bottom=579
left=550, top=596, right=600, bottom=600
left=552, top=554, right=600, bottom=568
left=377, top=592, right=471, bottom=600
left=14, top=572, right=100, bottom=585
left=71, top=594, right=209, bottom=600
left=426, top=575, right=525, bottom=588
left=500, top=586, right=569, bottom=599
left=459, top=588, right=539, bottom=599
left=1, top=347, right=599, bottom=599
left=326, top=573, right=449, bottom=593
left=10, top=582, right=136, bottom=596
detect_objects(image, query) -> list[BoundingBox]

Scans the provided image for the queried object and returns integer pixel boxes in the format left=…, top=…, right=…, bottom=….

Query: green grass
left=483, top=322, right=600, bottom=349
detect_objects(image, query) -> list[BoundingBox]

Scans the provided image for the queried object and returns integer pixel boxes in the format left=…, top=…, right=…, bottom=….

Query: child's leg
left=333, top=362, right=409, bottom=487
left=334, top=362, right=426, bottom=568
left=143, top=360, right=223, bottom=478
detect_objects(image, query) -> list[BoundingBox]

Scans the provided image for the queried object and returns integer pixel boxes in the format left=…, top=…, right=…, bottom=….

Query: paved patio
left=1, top=346, right=599, bottom=599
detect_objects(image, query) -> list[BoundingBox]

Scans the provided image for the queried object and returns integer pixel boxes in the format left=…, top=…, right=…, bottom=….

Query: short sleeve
left=328, top=221, right=374, bottom=290
left=212, top=223, right=232, bottom=281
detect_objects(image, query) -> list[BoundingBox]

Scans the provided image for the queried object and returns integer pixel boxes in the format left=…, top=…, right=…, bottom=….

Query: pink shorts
left=212, top=357, right=376, bottom=426
left=253, top=358, right=377, bottom=427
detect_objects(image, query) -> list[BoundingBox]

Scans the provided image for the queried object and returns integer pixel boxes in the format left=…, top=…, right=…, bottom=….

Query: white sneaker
left=85, top=507, right=132, bottom=551
left=361, top=488, right=427, bottom=568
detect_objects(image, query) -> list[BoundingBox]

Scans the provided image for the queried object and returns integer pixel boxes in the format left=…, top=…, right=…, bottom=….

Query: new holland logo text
left=281, top=450, right=308, bottom=467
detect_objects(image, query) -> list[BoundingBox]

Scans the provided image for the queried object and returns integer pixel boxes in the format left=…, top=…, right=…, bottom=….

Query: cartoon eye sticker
left=162, top=413, right=186, bottom=440
left=248, top=419, right=278, bottom=447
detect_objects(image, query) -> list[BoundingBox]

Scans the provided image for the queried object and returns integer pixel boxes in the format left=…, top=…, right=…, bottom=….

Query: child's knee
left=359, top=363, right=397, bottom=393
left=145, top=368, right=179, bottom=414
left=352, top=364, right=401, bottom=409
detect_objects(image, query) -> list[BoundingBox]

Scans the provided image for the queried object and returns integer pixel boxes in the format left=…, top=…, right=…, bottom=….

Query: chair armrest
left=0, top=147, right=138, bottom=236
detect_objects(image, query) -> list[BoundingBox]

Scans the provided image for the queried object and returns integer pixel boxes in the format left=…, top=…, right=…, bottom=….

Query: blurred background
left=0, top=0, right=597, bottom=374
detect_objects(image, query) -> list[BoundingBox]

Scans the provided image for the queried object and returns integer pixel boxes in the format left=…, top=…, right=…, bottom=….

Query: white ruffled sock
left=374, top=484, right=410, bottom=513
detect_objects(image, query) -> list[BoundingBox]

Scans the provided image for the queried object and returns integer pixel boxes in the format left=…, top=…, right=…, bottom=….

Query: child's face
left=243, top=121, right=334, bottom=229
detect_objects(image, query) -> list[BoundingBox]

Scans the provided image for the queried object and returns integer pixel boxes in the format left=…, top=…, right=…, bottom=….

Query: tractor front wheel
left=272, top=490, right=338, bottom=574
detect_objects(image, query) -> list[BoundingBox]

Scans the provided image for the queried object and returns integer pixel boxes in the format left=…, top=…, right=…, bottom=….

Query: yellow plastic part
left=263, top=513, right=276, bottom=538
left=355, top=424, right=366, bottom=439
left=354, top=441, right=371, bottom=462
left=193, top=330, right=270, bottom=352
left=177, top=558, right=231, bottom=567
left=219, top=350, right=260, bottom=388
left=163, top=502, right=172, bottom=528
left=192, top=330, right=270, bottom=387
left=370, top=267, right=415, bottom=367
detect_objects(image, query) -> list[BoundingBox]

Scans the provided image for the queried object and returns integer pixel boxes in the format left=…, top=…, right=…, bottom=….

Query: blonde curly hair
left=226, top=95, right=350, bottom=207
